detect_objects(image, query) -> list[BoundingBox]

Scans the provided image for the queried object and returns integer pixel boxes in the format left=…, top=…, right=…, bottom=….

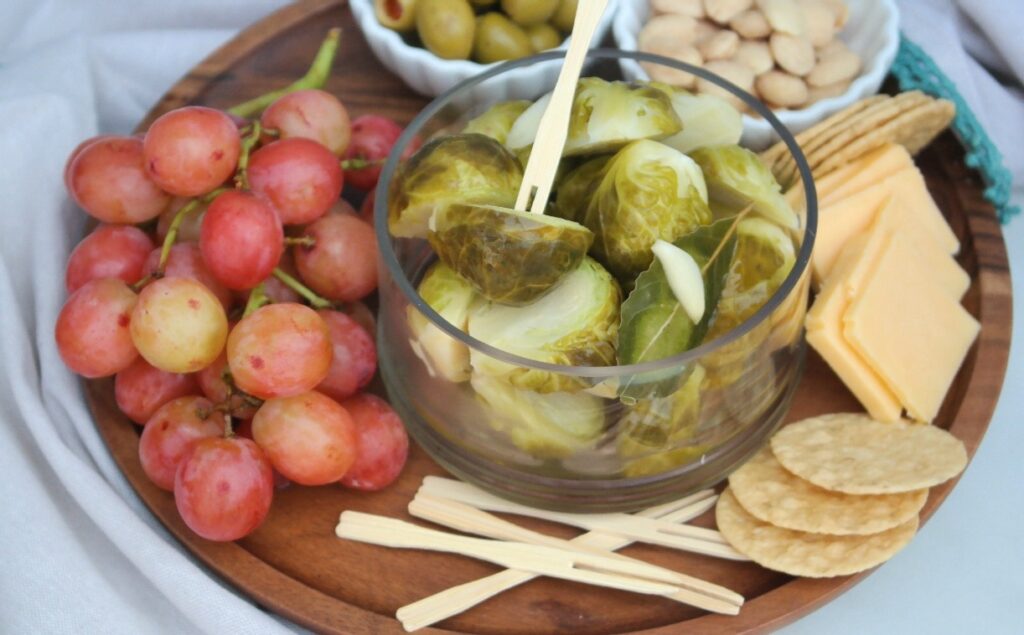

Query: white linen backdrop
left=0, top=1, right=1020, bottom=633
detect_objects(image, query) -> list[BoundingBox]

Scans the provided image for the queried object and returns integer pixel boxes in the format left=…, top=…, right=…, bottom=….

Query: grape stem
left=227, top=28, right=342, bottom=119
left=243, top=282, right=270, bottom=317
left=284, top=236, right=316, bottom=247
left=131, top=274, right=152, bottom=292
left=155, top=187, right=229, bottom=274
left=234, top=121, right=263, bottom=189
left=272, top=267, right=333, bottom=310
left=223, top=412, right=233, bottom=439
left=340, top=157, right=386, bottom=171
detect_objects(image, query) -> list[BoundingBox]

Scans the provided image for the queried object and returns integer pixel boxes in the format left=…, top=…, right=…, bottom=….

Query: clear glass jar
left=374, top=49, right=817, bottom=512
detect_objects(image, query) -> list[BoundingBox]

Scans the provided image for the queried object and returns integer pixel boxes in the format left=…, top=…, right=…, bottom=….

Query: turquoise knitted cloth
left=890, top=35, right=1019, bottom=224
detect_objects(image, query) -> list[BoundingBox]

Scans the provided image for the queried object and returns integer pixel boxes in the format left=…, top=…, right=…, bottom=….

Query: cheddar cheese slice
left=810, top=185, right=895, bottom=286
left=806, top=232, right=903, bottom=422
left=844, top=237, right=980, bottom=423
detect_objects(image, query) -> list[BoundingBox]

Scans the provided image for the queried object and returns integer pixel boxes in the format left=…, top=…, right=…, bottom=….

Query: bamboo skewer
left=336, top=511, right=684, bottom=594
left=395, top=489, right=743, bottom=632
left=514, top=0, right=609, bottom=214
left=419, top=476, right=748, bottom=560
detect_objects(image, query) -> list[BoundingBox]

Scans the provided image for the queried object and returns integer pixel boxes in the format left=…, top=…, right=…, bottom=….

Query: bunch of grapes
left=57, top=75, right=414, bottom=542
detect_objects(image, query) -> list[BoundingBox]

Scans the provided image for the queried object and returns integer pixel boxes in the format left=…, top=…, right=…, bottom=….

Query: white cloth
left=0, top=1, right=1019, bottom=634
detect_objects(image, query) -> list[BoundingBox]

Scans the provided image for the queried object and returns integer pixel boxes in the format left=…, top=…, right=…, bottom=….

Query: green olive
left=525, top=22, right=562, bottom=51
left=416, top=0, right=476, bottom=60
left=500, top=0, right=559, bottom=27
left=550, top=0, right=578, bottom=32
left=469, top=0, right=499, bottom=7
left=374, top=0, right=417, bottom=32
left=474, top=12, right=534, bottom=63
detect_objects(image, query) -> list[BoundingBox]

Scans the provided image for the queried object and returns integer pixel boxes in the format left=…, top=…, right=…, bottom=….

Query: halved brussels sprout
left=468, top=256, right=620, bottom=393
left=619, top=364, right=705, bottom=448
left=553, top=155, right=610, bottom=223
left=659, top=90, right=743, bottom=154
left=471, top=374, right=605, bottom=458
left=428, top=203, right=593, bottom=305
left=689, top=145, right=799, bottom=229
left=565, top=78, right=683, bottom=156
left=582, top=139, right=711, bottom=280
left=407, top=262, right=477, bottom=383
left=463, top=100, right=532, bottom=145
left=388, top=134, right=523, bottom=238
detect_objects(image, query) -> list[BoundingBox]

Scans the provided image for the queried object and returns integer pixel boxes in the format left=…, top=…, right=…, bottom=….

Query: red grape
left=138, top=396, right=220, bottom=491
left=143, top=106, right=241, bottom=197
left=294, top=214, right=378, bottom=302
left=235, top=250, right=301, bottom=306
left=343, top=115, right=419, bottom=191
left=327, top=198, right=359, bottom=216
left=199, top=191, right=284, bottom=290
left=131, top=277, right=228, bottom=373
left=66, top=224, right=154, bottom=293
left=234, top=418, right=254, bottom=439
left=174, top=436, right=274, bottom=541
left=227, top=303, right=332, bottom=400
left=115, top=357, right=199, bottom=425
left=63, top=134, right=115, bottom=190
left=358, top=189, right=376, bottom=225
left=317, top=310, right=377, bottom=402
left=251, top=391, right=357, bottom=485
left=55, top=278, right=138, bottom=378
left=343, top=301, right=377, bottom=338
left=261, top=89, right=352, bottom=156
left=196, top=351, right=259, bottom=419
left=248, top=138, right=343, bottom=225
left=339, top=393, right=409, bottom=491
left=156, top=197, right=208, bottom=243
left=144, top=243, right=233, bottom=311
left=68, top=136, right=170, bottom=223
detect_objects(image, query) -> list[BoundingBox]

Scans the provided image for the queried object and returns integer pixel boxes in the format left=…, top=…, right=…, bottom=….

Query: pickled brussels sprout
left=659, top=91, right=743, bottom=154
left=471, top=374, right=605, bottom=458
left=429, top=203, right=593, bottom=304
left=619, top=364, right=705, bottom=448
left=388, top=133, right=523, bottom=238
left=690, top=145, right=799, bottom=229
left=553, top=155, right=609, bottom=223
left=582, top=139, right=710, bottom=279
left=468, top=257, right=620, bottom=392
left=407, top=262, right=477, bottom=382
left=463, top=100, right=531, bottom=145
left=565, top=78, right=682, bottom=156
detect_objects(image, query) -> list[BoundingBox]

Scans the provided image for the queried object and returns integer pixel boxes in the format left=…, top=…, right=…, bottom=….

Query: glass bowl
left=374, top=49, right=817, bottom=512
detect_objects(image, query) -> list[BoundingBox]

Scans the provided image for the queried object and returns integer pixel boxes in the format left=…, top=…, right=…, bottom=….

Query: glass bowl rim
left=374, top=48, right=818, bottom=379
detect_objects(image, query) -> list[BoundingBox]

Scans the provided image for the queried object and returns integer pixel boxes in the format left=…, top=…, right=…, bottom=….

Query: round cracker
left=770, top=413, right=968, bottom=494
left=716, top=488, right=919, bottom=577
left=729, top=446, right=928, bottom=535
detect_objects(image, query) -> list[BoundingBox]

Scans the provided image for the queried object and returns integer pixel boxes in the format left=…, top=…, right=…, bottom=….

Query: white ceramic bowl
left=614, top=0, right=900, bottom=149
left=350, top=0, right=620, bottom=103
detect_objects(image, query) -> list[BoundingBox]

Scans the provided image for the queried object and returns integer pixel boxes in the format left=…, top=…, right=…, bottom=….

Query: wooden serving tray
left=86, top=1, right=1013, bottom=633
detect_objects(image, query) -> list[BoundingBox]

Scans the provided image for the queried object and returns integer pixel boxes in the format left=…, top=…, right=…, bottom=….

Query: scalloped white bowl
left=614, top=0, right=900, bottom=149
left=350, top=0, right=620, bottom=103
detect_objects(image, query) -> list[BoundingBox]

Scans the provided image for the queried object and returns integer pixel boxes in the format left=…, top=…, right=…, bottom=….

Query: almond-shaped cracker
left=716, top=488, right=919, bottom=577
left=770, top=413, right=968, bottom=495
left=729, top=446, right=928, bottom=535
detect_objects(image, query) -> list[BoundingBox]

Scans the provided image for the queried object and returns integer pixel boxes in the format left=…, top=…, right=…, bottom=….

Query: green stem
left=242, top=282, right=270, bottom=317
left=702, top=204, right=753, bottom=276
left=156, top=188, right=229, bottom=273
left=234, top=121, right=263, bottom=189
left=227, top=28, right=342, bottom=119
left=272, top=267, right=333, bottom=310
left=131, top=274, right=152, bottom=292
left=284, top=236, right=316, bottom=248
left=340, top=157, right=386, bottom=171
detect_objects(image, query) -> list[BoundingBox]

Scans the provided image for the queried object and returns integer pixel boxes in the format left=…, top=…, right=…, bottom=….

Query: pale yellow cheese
left=843, top=237, right=980, bottom=423
left=810, top=186, right=894, bottom=286
left=819, top=144, right=914, bottom=206
left=806, top=232, right=903, bottom=422
left=880, top=167, right=960, bottom=255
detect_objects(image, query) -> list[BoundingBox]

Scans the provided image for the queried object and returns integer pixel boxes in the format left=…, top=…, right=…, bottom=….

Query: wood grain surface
left=86, top=1, right=1013, bottom=633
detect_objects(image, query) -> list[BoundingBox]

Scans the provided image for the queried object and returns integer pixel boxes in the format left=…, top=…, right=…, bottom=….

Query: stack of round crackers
left=760, top=91, right=956, bottom=188
left=715, top=413, right=968, bottom=577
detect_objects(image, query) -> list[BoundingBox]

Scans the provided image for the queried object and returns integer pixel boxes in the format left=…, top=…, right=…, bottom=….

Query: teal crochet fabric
left=890, top=35, right=1019, bottom=224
